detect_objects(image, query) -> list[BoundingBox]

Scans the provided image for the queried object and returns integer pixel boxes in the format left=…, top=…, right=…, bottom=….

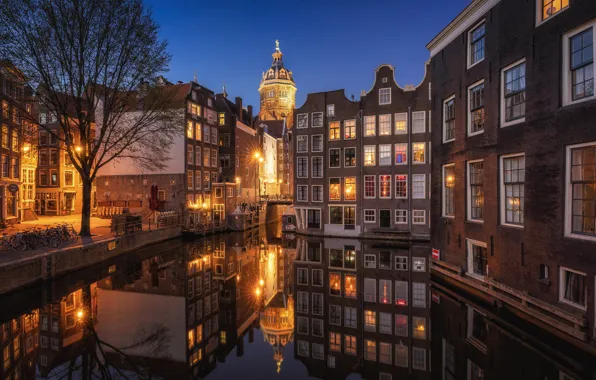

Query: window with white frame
left=379, top=312, right=392, bottom=334
left=312, top=185, right=323, bottom=202
left=395, top=143, right=407, bottom=164
left=344, top=119, right=356, bottom=139
left=345, top=273, right=357, bottom=297
left=364, top=175, right=376, bottom=198
left=364, top=278, right=376, bottom=302
left=330, top=304, right=342, bottom=325
left=297, top=185, right=308, bottom=202
left=413, top=257, right=426, bottom=272
left=364, top=116, right=376, bottom=136
left=364, top=310, right=376, bottom=331
left=540, top=0, right=569, bottom=23
left=412, top=282, right=426, bottom=307
left=364, top=340, right=377, bottom=361
left=345, top=307, right=357, bottom=328
left=413, top=317, right=426, bottom=340
left=467, top=239, right=488, bottom=278
left=364, top=209, right=376, bottom=223
left=297, top=157, right=308, bottom=178
left=379, top=114, right=391, bottom=135
left=501, top=154, right=525, bottom=225
left=379, top=144, right=391, bottom=165
left=327, top=104, right=335, bottom=117
left=364, top=254, right=376, bottom=268
left=568, top=144, right=596, bottom=237
left=345, top=335, right=357, bottom=355
left=379, top=175, right=391, bottom=199
left=329, top=121, right=340, bottom=141
left=312, top=343, right=324, bottom=359
left=395, top=256, right=408, bottom=271
left=395, top=344, right=408, bottom=367
left=297, top=135, right=308, bottom=152
left=297, top=114, right=308, bottom=129
left=311, top=135, right=323, bottom=152
left=344, top=147, right=356, bottom=167
left=412, top=111, right=425, bottom=133
left=329, top=148, right=340, bottom=168
left=395, top=113, right=407, bottom=134
left=395, top=281, right=408, bottom=305
left=469, top=360, right=485, bottom=380
left=312, top=112, right=323, bottom=127
left=312, top=157, right=323, bottom=178
left=379, top=342, right=392, bottom=364
left=443, top=164, right=455, bottom=217
left=468, top=81, right=485, bottom=135
left=297, top=268, right=308, bottom=285
left=379, top=88, right=391, bottom=105
left=413, top=210, right=426, bottom=224
left=468, top=161, right=484, bottom=221
left=395, top=315, right=408, bottom=337
left=364, top=145, right=376, bottom=166
left=308, top=210, right=321, bottom=229
left=469, top=21, right=486, bottom=67
left=559, top=267, right=586, bottom=309
left=329, top=178, right=341, bottom=201
left=413, top=174, right=426, bottom=199
left=312, top=293, right=324, bottom=315
left=502, top=60, right=526, bottom=126
left=297, top=340, right=309, bottom=356
left=413, top=142, right=425, bottom=163
left=412, top=347, right=426, bottom=371
left=564, top=24, right=595, bottom=105
left=443, top=96, right=455, bottom=142
left=329, top=331, right=341, bottom=351
left=379, top=279, right=392, bottom=304
left=297, top=291, right=309, bottom=313
left=395, top=175, right=407, bottom=199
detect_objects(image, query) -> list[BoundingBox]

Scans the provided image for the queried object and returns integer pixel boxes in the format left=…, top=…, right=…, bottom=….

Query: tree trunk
left=80, top=178, right=92, bottom=237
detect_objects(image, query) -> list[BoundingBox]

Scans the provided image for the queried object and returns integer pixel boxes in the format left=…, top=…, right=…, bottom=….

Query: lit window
left=468, top=81, right=485, bottom=135
left=345, top=335, right=357, bottom=355
left=345, top=274, right=357, bottom=298
left=395, top=143, right=407, bottom=164
left=413, top=210, right=426, bottom=224
left=344, top=177, right=356, bottom=200
left=218, top=112, right=225, bottom=125
left=364, top=145, right=376, bottom=166
left=468, top=161, right=484, bottom=221
left=186, top=121, right=193, bottom=138
left=364, top=116, right=376, bottom=136
left=379, top=88, right=391, bottom=105
left=364, top=310, right=376, bottom=332
left=502, top=60, right=526, bottom=125
left=501, top=155, right=525, bottom=225
left=443, top=164, right=455, bottom=217
left=541, top=0, right=569, bottom=22
left=559, top=267, right=586, bottom=309
left=364, top=175, right=376, bottom=198
left=329, top=178, right=341, bottom=200
left=329, top=332, right=341, bottom=352
left=344, top=119, right=356, bottom=139
left=329, top=273, right=341, bottom=296
left=395, top=175, right=407, bottom=199
left=443, top=96, right=455, bottom=142
left=379, top=175, right=391, bottom=199
left=329, top=121, right=340, bottom=141
left=413, top=317, right=426, bottom=340
left=379, top=279, right=392, bottom=304
left=413, top=143, right=425, bottom=163
left=395, top=281, right=408, bottom=306
left=379, top=342, right=392, bottom=364
left=467, top=239, right=488, bottom=279
left=469, top=22, right=485, bottom=67
left=394, top=113, right=407, bottom=134
left=364, top=340, right=377, bottom=361
left=412, top=111, right=425, bottom=134
left=379, top=114, right=391, bottom=135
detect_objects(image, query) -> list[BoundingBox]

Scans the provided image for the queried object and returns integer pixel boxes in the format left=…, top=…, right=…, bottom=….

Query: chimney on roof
left=177, top=81, right=183, bottom=85
left=235, top=96, right=243, bottom=120
left=247, top=105, right=253, bottom=123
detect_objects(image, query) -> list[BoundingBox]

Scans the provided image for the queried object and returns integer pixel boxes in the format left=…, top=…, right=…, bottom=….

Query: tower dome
left=258, top=40, right=297, bottom=127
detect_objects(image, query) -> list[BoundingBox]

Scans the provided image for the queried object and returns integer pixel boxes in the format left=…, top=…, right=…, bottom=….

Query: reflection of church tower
left=258, top=40, right=297, bottom=127
left=260, top=293, right=294, bottom=374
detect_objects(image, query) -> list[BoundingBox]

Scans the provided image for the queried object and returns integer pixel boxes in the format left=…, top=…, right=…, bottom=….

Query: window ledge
left=501, top=117, right=526, bottom=128
left=563, top=232, right=596, bottom=243
left=558, top=298, right=587, bottom=312
left=538, top=278, right=551, bottom=285
left=467, top=58, right=485, bottom=70
left=468, top=130, right=484, bottom=137
left=500, top=223, right=524, bottom=230
left=466, top=219, right=484, bottom=225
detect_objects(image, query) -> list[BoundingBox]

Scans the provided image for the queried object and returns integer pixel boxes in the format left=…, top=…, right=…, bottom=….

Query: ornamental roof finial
left=275, top=39, right=280, bottom=52
left=222, top=84, right=228, bottom=98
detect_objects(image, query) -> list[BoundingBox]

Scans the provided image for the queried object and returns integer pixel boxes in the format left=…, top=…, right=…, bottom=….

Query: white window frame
left=311, top=134, right=323, bottom=152
left=412, top=142, right=425, bottom=164
left=559, top=266, right=587, bottom=310
left=395, top=209, right=408, bottom=224
left=311, top=156, right=323, bottom=178
left=379, top=88, right=392, bottom=105
left=364, top=145, right=376, bottom=166
left=562, top=22, right=596, bottom=107
left=344, top=147, right=357, bottom=168
left=467, top=19, right=486, bottom=69
left=312, top=318, right=324, bottom=337
left=467, top=79, right=485, bottom=137
left=312, top=185, right=323, bottom=203
left=412, top=347, right=426, bottom=371
left=297, top=135, right=308, bottom=153
left=329, top=148, right=341, bottom=168
left=297, top=340, right=309, bottom=356
left=296, top=185, right=308, bottom=202
left=565, top=141, right=596, bottom=241
left=500, top=58, right=527, bottom=128
left=312, top=293, right=324, bottom=316
left=364, top=209, right=376, bottom=223
left=297, top=316, right=309, bottom=335
left=379, top=175, right=392, bottom=199
left=297, top=113, right=308, bottom=129
left=364, top=254, right=376, bottom=268
left=344, top=119, right=357, bottom=140
left=364, top=115, right=376, bottom=137
left=379, top=144, right=392, bottom=166
left=395, top=143, right=407, bottom=165
left=536, top=0, right=569, bottom=27
left=327, top=104, right=335, bottom=117
left=312, top=112, right=324, bottom=128
left=312, top=268, right=323, bottom=287
left=500, top=153, right=525, bottom=228
left=413, top=257, right=426, bottom=272
left=379, top=114, right=392, bottom=135
left=395, top=175, right=408, bottom=199
left=297, top=268, right=308, bottom=285
left=412, top=210, right=426, bottom=225
left=412, top=111, right=426, bottom=134
left=467, top=159, right=484, bottom=223
left=412, top=174, right=426, bottom=199
left=443, top=95, right=456, bottom=143
left=442, top=163, right=455, bottom=218
left=297, top=156, right=308, bottom=178
left=394, top=112, right=408, bottom=134
left=466, top=239, right=488, bottom=281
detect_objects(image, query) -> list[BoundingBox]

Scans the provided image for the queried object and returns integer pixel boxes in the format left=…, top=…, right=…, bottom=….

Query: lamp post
left=254, top=152, right=263, bottom=202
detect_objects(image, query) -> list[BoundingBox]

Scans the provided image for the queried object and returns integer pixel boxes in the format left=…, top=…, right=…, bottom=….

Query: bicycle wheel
left=49, top=236, right=60, bottom=248
left=12, top=238, right=27, bottom=252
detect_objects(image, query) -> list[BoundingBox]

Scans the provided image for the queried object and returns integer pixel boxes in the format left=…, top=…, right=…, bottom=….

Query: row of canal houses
left=291, top=0, right=596, bottom=365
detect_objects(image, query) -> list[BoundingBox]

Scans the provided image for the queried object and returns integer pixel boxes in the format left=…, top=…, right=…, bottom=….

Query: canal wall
left=0, top=226, right=181, bottom=296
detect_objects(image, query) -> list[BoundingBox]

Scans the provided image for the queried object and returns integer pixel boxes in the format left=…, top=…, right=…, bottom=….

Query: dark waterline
left=0, top=222, right=594, bottom=380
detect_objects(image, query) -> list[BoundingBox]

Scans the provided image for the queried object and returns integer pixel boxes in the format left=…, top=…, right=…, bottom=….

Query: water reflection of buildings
left=292, top=236, right=431, bottom=379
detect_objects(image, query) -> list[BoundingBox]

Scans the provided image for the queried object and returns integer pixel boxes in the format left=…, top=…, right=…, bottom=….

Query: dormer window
left=539, top=0, right=569, bottom=24
left=379, top=88, right=391, bottom=105
left=327, top=104, right=335, bottom=117
left=468, top=21, right=486, bottom=68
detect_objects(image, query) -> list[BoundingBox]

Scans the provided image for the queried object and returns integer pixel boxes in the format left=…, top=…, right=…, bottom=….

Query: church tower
left=258, top=40, right=297, bottom=127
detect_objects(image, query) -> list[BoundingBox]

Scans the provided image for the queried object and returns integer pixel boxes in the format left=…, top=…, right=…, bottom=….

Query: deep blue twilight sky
left=145, top=0, right=469, bottom=112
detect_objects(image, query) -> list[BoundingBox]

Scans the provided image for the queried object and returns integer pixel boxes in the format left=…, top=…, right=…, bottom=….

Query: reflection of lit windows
left=345, top=335, right=357, bottom=355
left=344, top=307, right=357, bottom=328
left=312, top=269, right=323, bottom=286
left=312, top=343, right=324, bottom=360
left=312, top=293, right=324, bottom=315
left=413, top=317, right=426, bottom=340
left=327, top=355, right=336, bottom=368
left=364, top=254, right=376, bottom=268
left=468, top=360, right=484, bottom=380
left=395, top=344, right=408, bottom=367
left=467, top=307, right=489, bottom=348
left=378, top=251, right=391, bottom=269
left=188, top=329, right=195, bottom=349
left=364, top=278, right=376, bottom=302
left=297, top=340, right=309, bottom=356
left=379, top=342, right=392, bottom=364
left=413, top=282, right=426, bottom=308
left=413, top=347, right=426, bottom=370
left=443, top=340, right=456, bottom=379
left=364, top=310, right=376, bottom=332
left=364, top=340, right=376, bottom=361
left=312, top=318, right=324, bottom=337
left=395, top=256, right=408, bottom=271
left=379, top=279, right=392, bottom=304
left=364, top=145, right=376, bottom=166
left=329, top=273, right=341, bottom=296
left=330, top=332, right=341, bottom=352
left=395, top=281, right=408, bottom=306
left=413, top=257, right=426, bottom=272
left=297, top=291, right=309, bottom=314
left=297, top=268, right=308, bottom=285
left=330, top=304, right=341, bottom=325
left=297, top=316, right=308, bottom=335
left=395, top=314, right=408, bottom=337
left=379, top=312, right=392, bottom=334
left=344, top=274, right=357, bottom=298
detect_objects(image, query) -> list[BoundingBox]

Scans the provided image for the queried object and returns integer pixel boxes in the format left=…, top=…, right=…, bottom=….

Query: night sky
left=145, top=0, right=469, bottom=112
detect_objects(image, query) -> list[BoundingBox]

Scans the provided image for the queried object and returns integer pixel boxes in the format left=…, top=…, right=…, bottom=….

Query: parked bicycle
left=0, top=223, right=79, bottom=252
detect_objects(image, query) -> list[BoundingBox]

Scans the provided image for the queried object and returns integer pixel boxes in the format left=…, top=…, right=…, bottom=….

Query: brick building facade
left=428, top=0, right=596, bottom=350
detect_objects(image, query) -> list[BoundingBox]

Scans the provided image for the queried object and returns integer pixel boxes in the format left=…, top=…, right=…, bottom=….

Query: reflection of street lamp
left=75, top=146, right=83, bottom=153
left=76, top=310, right=84, bottom=321
left=259, top=279, right=265, bottom=287
left=255, top=288, right=261, bottom=297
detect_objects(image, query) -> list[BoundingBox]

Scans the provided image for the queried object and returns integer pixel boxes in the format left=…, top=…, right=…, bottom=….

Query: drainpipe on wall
left=358, top=106, right=364, bottom=235
left=408, top=106, right=412, bottom=234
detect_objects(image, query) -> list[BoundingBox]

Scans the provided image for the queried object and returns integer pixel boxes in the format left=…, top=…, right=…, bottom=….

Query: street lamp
left=75, top=146, right=83, bottom=153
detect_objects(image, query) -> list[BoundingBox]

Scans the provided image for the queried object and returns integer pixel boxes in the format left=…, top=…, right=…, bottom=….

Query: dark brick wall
left=429, top=0, right=596, bottom=333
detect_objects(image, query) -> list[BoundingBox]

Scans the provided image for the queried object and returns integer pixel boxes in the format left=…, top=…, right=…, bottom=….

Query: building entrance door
left=380, top=209, right=391, bottom=228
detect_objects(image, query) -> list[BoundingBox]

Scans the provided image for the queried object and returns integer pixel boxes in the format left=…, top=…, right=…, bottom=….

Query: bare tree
left=0, top=0, right=183, bottom=236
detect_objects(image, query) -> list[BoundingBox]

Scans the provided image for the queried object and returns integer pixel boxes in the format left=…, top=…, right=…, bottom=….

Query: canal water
left=0, top=222, right=594, bottom=379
